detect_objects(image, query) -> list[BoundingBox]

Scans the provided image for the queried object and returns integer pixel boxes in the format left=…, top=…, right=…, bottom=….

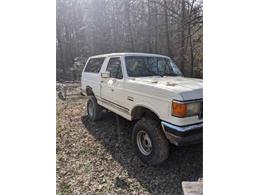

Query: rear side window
left=84, top=57, right=105, bottom=73
left=106, top=57, right=123, bottom=79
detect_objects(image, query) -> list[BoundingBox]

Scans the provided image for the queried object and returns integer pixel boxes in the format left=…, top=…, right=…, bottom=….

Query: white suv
left=81, top=53, right=203, bottom=165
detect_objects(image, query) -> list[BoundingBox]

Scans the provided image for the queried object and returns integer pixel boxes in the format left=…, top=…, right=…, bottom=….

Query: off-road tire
left=132, top=118, right=169, bottom=165
left=87, top=96, right=102, bottom=121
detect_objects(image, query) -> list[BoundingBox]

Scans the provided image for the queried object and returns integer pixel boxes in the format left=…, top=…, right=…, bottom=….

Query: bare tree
left=56, top=0, right=203, bottom=81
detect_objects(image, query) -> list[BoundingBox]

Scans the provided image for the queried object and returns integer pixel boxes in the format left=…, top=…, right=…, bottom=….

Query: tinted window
left=84, top=57, right=105, bottom=73
left=106, top=58, right=123, bottom=79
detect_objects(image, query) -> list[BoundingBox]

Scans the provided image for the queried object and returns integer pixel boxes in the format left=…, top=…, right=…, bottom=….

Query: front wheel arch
left=131, top=106, right=160, bottom=121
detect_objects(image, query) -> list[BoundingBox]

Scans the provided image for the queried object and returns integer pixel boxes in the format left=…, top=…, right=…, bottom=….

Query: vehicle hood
left=127, top=76, right=203, bottom=100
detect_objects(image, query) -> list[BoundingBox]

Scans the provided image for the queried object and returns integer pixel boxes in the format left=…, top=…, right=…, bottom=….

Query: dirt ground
left=56, top=96, right=203, bottom=195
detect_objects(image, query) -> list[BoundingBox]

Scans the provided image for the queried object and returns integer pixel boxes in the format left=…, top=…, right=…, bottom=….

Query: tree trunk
left=154, top=3, right=158, bottom=53
left=180, top=0, right=186, bottom=74
left=147, top=0, right=153, bottom=52
left=124, top=0, right=134, bottom=51
left=163, top=0, right=171, bottom=56
left=188, top=24, right=194, bottom=77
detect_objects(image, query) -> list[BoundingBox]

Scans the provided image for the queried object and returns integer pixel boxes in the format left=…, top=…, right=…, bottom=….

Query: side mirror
left=101, top=72, right=110, bottom=78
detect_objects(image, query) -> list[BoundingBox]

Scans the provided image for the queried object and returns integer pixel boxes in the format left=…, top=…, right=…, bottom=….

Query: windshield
left=125, top=56, right=183, bottom=77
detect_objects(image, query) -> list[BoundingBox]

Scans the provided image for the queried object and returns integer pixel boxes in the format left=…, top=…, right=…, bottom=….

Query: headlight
left=172, top=101, right=201, bottom=117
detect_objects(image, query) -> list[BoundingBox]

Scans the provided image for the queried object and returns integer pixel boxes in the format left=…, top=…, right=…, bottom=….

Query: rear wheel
left=132, top=118, right=169, bottom=165
left=87, top=96, right=102, bottom=121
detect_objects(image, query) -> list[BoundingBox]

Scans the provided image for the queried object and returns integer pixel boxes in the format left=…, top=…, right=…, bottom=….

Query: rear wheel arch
left=86, top=86, right=94, bottom=96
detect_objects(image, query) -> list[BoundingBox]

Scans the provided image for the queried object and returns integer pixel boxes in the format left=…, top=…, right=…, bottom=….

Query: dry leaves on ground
left=56, top=95, right=202, bottom=195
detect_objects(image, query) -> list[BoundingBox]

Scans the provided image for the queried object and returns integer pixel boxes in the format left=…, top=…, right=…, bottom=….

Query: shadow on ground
left=81, top=111, right=202, bottom=194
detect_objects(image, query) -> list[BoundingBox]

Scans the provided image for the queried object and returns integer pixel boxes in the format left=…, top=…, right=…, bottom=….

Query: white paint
left=82, top=53, right=203, bottom=126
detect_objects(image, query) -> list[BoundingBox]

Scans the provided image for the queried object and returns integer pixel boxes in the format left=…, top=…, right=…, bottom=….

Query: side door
left=99, top=58, right=114, bottom=102
left=101, top=57, right=127, bottom=111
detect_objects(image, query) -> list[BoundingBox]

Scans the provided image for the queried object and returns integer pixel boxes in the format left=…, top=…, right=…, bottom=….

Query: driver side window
left=106, top=57, right=123, bottom=79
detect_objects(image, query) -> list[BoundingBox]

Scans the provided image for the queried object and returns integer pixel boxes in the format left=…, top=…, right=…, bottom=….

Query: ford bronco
left=81, top=53, right=203, bottom=165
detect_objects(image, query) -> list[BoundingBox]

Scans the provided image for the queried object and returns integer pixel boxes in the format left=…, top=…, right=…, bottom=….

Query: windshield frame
left=124, top=55, right=183, bottom=78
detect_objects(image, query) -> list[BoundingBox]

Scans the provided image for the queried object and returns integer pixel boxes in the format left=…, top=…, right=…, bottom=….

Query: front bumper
left=161, top=121, right=203, bottom=146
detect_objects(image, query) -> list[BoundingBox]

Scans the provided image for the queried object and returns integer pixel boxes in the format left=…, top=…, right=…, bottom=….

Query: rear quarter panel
left=81, top=57, right=109, bottom=97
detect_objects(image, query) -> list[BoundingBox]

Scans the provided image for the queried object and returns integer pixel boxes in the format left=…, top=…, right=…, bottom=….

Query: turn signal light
left=172, top=102, right=187, bottom=117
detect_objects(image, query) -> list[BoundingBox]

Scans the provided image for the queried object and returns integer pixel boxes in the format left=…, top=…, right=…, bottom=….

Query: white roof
left=90, top=52, right=170, bottom=59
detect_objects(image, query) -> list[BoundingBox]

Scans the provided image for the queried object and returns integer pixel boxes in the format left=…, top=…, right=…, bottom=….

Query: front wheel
left=132, top=118, right=169, bottom=165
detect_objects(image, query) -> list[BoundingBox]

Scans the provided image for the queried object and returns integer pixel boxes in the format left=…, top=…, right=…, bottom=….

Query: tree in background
left=56, top=0, right=203, bottom=81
